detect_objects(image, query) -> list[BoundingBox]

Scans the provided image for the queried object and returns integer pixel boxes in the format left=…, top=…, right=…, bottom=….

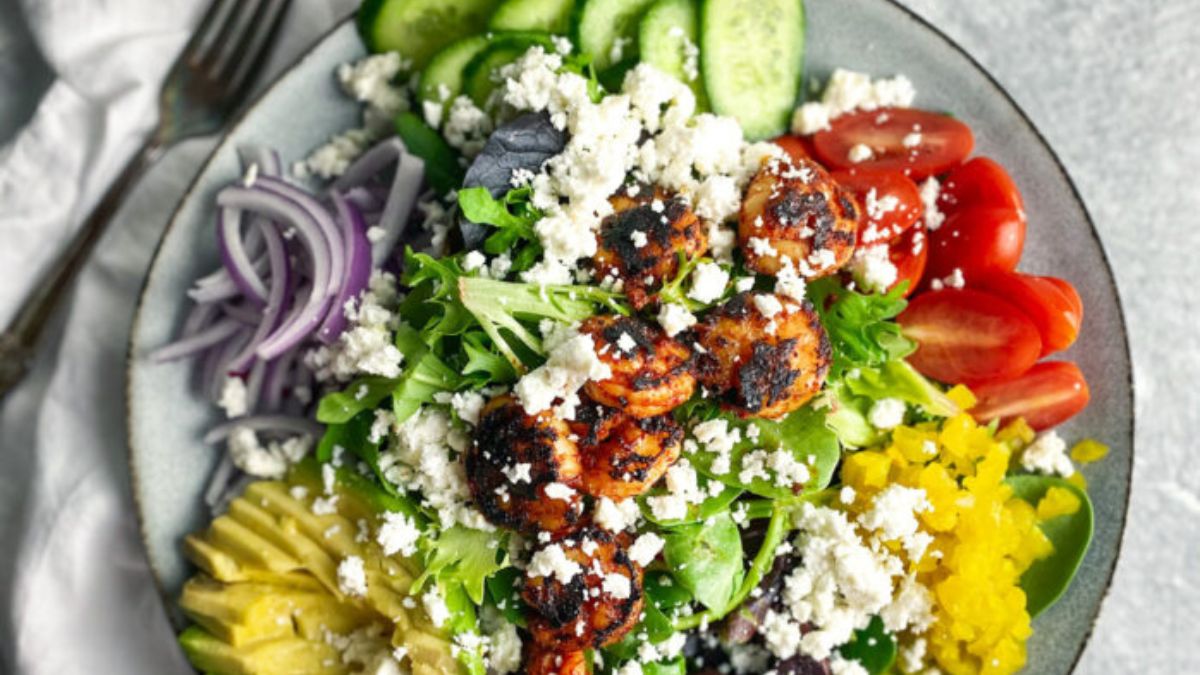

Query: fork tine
left=203, top=0, right=267, bottom=74
left=223, top=0, right=293, bottom=97
left=185, top=0, right=237, bottom=67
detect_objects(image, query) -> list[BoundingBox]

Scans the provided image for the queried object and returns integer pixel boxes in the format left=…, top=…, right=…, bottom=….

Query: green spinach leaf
left=417, top=526, right=508, bottom=605
left=839, top=616, right=897, bottom=674
left=1006, top=475, right=1095, bottom=617
left=662, top=512, right=744, bottom=611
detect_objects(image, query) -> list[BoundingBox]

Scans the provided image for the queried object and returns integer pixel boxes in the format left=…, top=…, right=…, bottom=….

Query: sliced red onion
left=225, top=223, right=292, bottom=375
left=238, top=145, right=282, bottom=179
left=207, top=329, right=251, bottom=403
left=343, top=186, right=385, bottom=213
left=371, top=154, right=425, bottom=267
left=151, top=318, right=242, bottom=362
left=244, top=358, right=268, bottom=412
left=217, top=206, right=270, bottom=305
left=203, top=453, right=237, bottom=507
left=202, top=415, right=323, bottom=444
left=188, top=253, right=269, bottom=304
left=181, top=302, right=220, bottom=338
left=219, top=301, right=264, bottom=327
left=261, top=348, right=296, bottom=412
left=316, top=193, right=372, bottom=343
left=216, top=183, right=335, bottom=361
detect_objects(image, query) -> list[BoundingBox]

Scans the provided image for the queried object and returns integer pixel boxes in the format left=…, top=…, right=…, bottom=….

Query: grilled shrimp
left=694, top=292, right=833, bottom=419
left=526, top=648, right=589, bottom=675
left=593, top=185, right=708, bottom=309
left=579, top=413, right=684, bottom=500
left=523, top=527, right=644, bottom=650
left=580, top=315, right=696, bottom=419
left=739, top=156, right=859, bottom=278
left=467, top=396, right=585, bottom=537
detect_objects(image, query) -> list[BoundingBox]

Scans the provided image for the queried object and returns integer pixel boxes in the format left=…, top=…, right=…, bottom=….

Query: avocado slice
left=179, top=626, right=348, bottom=675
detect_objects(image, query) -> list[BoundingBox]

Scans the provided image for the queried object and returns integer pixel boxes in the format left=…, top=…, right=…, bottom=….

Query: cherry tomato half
left=832, top=169, right=924, bottom=245
left=939, top=157, right=1025, bottom=216
left=774, top=134, right=817, bottom=164
left=898, top=288, right=1042, bottom=384
left=972, top=272, right=1084, bottom=356
left=887, top=226, right=928, bottom=297
left=812, top=107, right=974, bottom=179
left=924, top=207, right=1026, bottom=286
left=970, top=361, right=1091, bottom=431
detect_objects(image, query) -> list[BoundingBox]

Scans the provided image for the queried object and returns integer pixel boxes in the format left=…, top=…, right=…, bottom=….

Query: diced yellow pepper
left=947, top=384, right=978, bottom=410
left=1036, top=486, right=1082, bottom=521
left=842, top=451, right=892, bottom=489
left=1070, top=439, right=1109, bottom=464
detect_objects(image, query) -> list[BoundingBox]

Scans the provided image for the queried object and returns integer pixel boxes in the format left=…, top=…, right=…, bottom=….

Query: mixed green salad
left=156, top=1, right=1108, bottom=674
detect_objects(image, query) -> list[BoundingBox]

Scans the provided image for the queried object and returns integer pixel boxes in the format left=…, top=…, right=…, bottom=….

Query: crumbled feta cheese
left=595, top=497, right=641, bottom=532
left=657, top=303, right=697, bottom=337
left=791, top=69, right=916, bottom=135
left=544, top=482, right=577, bottom=502
left=868, top=398, right=907, bottom=430
left=616, top=332, right=638, bottom=354
left=218, top=377, right=248, bottom=418
left=628, top=533, right=665, bottom=566
left=503, top=462, right=532, bottom=484
left=515, top=331, right=612, bottom=419
left=688, top=262, right=729, bottom=303
left=337, top=556, right=368, bottom=597
left=919, top=177, right=945, bottom=231
left=449, top=391, right=486, bottom=426
left=858, top=485, right=930, bottom=549
left=848, top=143, right=875, bottom=163
left=839, top=486, right=857, bottom=505
left=463, top=250, right=487, bottom=272
left=630, top=230, right=649, bottom=248
left=306, top=272, right=403, bottom=381
left=376, top=512, right=420, bottom=557
left=791, top=102, right=832, bottom=135
left=442, top=95, right=493, bottom=158
left=753, top=293, right=785, bottom=319
left=227, top=427, right=312, bottom=479
left=422, top=586, right=451, bottom=627
left=1022, top=431, right=1075, bottom=477
left=528, top=544, right=582, bottom=584
left=602, top=572, right=632, bottom=599
left=849, top=245, right=899, bottom=294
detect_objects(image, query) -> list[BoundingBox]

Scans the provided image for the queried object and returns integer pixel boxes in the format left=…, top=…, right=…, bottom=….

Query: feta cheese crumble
left=376, top=512, right=420, bottom=557
left=217, top=376, right=248, bottom=418
left=868, top=398, right=907, bottom=430
left=688, top=262, right=730, bottom=304
left=337, top=556, right=368, bottom=597
left=528, top=544, right=582, bottom=584
left=1021, top=431, right=1076, bottom=477
left=791, top=69, right=918, bottom=135
left=656, top=303, right=697, bottom=337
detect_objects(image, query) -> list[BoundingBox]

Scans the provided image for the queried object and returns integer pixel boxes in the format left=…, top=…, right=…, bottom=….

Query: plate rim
left=124, top=3, right=1135, bottom=671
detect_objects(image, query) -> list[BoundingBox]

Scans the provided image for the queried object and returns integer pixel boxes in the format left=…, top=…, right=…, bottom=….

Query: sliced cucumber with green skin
left=639, top=0, right=709, bottom=109
left=490, top=0, right=576, bottom=33
left=358, top=0, right=506, bottom=67
left=701, top=0, right=805, bottom=140
left=462, top=33, right=555, bottom=107
left=572, top=0, right=658, bottom=71
left=419, top=35, right=491, bottom=108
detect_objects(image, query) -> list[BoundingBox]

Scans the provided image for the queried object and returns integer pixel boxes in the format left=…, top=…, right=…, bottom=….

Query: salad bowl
left=127, top=1, right=1132, bottom=672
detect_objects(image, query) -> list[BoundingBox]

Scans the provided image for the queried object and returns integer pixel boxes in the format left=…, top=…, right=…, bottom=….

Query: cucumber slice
left=490, top=0, right=576, bottom=33
left=638, top=0, right=709, bottom=109
left=701, top=0, right=805, bottom=140
left=358, top=0, right=506, bottom=67
left=572, top=0, right=658, bottom=71
left=418, top=35, right=491, bottom=107
left=462, top=33, right=555, bottom=107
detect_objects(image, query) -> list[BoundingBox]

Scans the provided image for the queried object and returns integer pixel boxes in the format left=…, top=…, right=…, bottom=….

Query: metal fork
left=0, top=0, right=292, bottom=398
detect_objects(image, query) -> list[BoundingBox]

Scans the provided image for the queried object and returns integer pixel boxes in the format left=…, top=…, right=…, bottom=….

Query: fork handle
left=0, top=137, right=165, bottom=399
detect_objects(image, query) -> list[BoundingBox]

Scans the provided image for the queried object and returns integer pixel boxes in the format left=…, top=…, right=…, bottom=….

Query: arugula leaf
left=839, top=616, right=897, bottom=674
left=316, top=377, right=395, bottom=425
left=439, top=580, right=487, bottom=675
left=417, top=526, right=508, bottom=605
left=808, top=278, right=915, bottom=377
left=845, top=360, right=959, bottom=418
left=1007, top=475, right=1095, bottom=617
left=392, top=347, right=462, bottom=424
left=662, top=512, right=744, bottom=611
left=314, top=410, right=397, bottom=496
left=394, top=112, right=464, bottom=196
left=462, top=332, right=519, bottom=384
left=687, top=405, right=841, bottom=499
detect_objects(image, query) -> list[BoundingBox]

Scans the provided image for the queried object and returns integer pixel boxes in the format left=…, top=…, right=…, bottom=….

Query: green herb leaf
left=686, top=405, right=841, bottom=498
left=418, top=526, right=508, bottom=605
left=839, top=616, right=897, bottom=674
left=844, top=360, right=959, bottom=418
left=316, top=377, right=395, bottom=425
left=640, top=483, right=743, bottom=528
left=808, top=278, right=915, bottom=377
left=662, top=512, right=744, bottom=611
left=314, top=410, right=397, bottom=496
left=1006, top=475, right=1095, bottom=617
left=485, top=567, right=527, bottom=627
left=394, top=112, right=464, bottom=196
left=462, top=332, right=519, bottom=384
left=439, top=580, right=487, bottom=675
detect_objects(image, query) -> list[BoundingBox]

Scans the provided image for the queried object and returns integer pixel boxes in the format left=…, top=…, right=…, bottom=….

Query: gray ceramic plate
left=127, top=3, right=1133, bottom=673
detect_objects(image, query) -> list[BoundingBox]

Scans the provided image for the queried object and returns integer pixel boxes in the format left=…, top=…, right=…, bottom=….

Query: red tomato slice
left=887, top=226, right=928, bottom=297
left=938, top=157, right=1025, bottom=216
left=924, top=207, right=1026, bottom=286
left=773, top=134, right=817, bottom=164
left=898, top=288, right=1042, bottom=384
left=832, top=169, right=924, bottom=245
left=812, top=107, right=974, bottom=179
left=970, top=361, right=1091, bottom=431
left=972, top=272, right=1084, bottom=356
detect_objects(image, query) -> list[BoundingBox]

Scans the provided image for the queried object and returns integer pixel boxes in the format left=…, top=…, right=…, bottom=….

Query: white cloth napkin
left=0, top=1, right=354, bottom=672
